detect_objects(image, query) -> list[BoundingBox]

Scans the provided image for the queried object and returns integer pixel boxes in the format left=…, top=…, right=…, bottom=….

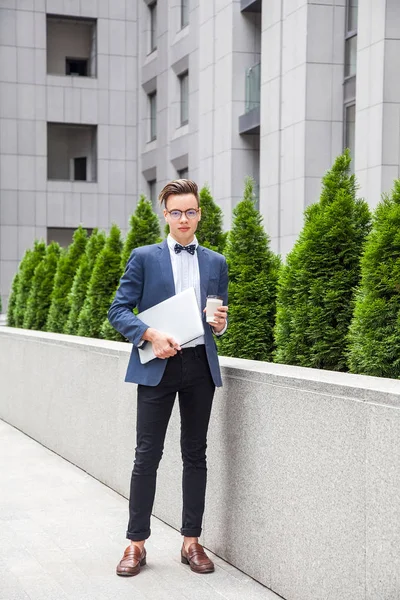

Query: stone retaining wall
left=1, top=327, right=399, bottom=600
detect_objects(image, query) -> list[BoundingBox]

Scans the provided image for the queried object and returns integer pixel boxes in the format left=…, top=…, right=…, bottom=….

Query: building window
left=181, top=0, right=189, bottom=28
left=47, top=16, right=97, bottom=77
left=149, top=92, right=157, bottom=141
left=347, top=0, right=358, bottom=32
left=47, top=123, right=97, bottom=182
left=245, top=62, right=261, bottom=113
left=73, top=157, right=87, bottom=181
left=254, top=181, right=260, bottom=211
left=66, top=58, right=88, bottom=76
left=177, top=167, right=189, bottom=180
left=47, top=227, right=93, bottom=248
left=149, top=179, right=157, bottom=207
left=345, top=36, right=357, bottom=78
left=345, top=0, right=358, bottom=78
left=179, top=71, right=189, bottom=126
left=344, top=103, right=356, bottom=171
left=149, top=2, right=157, bottom=53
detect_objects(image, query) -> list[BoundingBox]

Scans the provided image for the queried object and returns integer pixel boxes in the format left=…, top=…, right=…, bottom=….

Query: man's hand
left=204, top=305, right=228, bottom=333
left=142, top=328, right=181, bottom=359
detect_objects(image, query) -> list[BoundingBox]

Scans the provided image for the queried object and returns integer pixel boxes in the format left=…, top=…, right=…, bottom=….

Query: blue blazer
left=108, top=240, right=228, bottom=387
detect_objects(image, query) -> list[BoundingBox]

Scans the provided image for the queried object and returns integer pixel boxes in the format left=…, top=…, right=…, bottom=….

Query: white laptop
left=137, top=287, right=205, bottom=364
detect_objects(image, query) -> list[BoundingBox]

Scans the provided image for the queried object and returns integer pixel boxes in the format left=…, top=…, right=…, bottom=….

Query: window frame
left=149, top=1, right=157, bottom=54
left=179, top=71, right=189, bottom=126
left=344, top=0, right=358, bottom=80
left=181, top=0, right=189, bottom=29
left=149, top=91, right=157, bottom=142
left=344, top=34, right=357, bottom=79
left=345, top=0, right=358, bottom=37
left=343, top=102, right=356, bottom=172
left=148, top=179, right=157, bottom=207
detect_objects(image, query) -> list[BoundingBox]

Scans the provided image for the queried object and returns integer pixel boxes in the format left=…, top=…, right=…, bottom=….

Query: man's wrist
left=212, top=322, right=227, bottom=336
left=142, top=327, right=157, bottom=343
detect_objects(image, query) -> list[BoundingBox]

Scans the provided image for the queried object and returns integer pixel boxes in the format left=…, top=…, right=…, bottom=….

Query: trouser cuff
left=126, top=529, right=151, bottom=541
left=180, top=527, right=202, bottom=537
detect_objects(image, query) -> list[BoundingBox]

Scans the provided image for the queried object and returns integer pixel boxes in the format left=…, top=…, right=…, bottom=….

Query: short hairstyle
left=158, top=179, right=199, bottom=207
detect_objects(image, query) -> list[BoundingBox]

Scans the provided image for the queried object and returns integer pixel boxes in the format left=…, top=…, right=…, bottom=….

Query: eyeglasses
left=166, top=208, right=199, bottom=220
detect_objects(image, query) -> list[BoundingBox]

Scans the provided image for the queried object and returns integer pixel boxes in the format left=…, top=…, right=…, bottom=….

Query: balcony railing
left=245, top=62, right=261, bottom=113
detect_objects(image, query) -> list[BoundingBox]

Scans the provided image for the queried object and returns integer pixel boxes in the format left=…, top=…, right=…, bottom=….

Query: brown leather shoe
left=116, top=544, right=146, bottom=577
left=181, top=543, right=215, bottom=574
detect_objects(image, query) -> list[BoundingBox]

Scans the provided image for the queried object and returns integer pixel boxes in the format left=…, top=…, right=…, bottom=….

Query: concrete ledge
left=239, top=106, right=261, bottom=135
left=1, top=327, right=399, bottom=600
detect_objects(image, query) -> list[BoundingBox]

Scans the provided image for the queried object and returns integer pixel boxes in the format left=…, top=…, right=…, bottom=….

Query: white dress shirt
left=167, top=234, right=204, bottom=347
left=167, top=234, right=227, bottom=347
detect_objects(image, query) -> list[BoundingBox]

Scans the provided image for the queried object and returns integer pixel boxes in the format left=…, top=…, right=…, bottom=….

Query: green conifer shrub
left=13, top=241, right=46, bottom=328
left=46, top=225, right=88, bottom=333
left=78, top=223, right=123, bottom=338
left=217, top=177, right=280, bottom=361
left=7, top=272, right=20, bottom=327
left=121, top=194, right=162, bottom=266
left=64, top=229, right=106, bottom=335
left=23, top=242, right=61, bottom=330
left=196, top=185, right=228, bottom=253
left=274, top=151, right=372, bottom=371
left=347, top=180, right=400, bottom=378
left=100, top=195, right=161, bottom=341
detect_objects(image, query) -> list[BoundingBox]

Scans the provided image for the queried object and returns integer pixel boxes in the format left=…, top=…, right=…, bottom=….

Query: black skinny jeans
left=126, top=345, right=215, bottom=541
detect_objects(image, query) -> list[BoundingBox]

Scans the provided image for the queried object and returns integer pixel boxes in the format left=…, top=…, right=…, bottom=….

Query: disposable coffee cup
left=206, top=295, right=223, bottom=324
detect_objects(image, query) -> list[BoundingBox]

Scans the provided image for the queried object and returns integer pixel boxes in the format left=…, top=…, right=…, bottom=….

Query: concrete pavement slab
left=0, top=419, right=283, bottom=600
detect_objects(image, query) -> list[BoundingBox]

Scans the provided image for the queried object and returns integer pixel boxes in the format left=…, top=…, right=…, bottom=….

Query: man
left=108, top=179, right=228, bottom=577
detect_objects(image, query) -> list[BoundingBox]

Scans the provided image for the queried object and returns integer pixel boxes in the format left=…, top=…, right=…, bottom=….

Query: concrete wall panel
left=1, top=329, right=400, bottom=599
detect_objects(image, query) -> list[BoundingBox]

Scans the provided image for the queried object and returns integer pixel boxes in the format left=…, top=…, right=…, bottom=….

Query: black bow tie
left=174, top=243, right=196, bottom=255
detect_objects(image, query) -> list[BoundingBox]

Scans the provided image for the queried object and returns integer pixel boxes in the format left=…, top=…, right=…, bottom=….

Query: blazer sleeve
left=108, top=250, right=149, bottom=347
left=219, top=256, right=228, bottom=306
left=213, top=256, right=229, bottom=337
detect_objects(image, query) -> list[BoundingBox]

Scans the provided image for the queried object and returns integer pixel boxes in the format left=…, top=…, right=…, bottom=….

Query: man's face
left=164, top=193, right=201, bottom=245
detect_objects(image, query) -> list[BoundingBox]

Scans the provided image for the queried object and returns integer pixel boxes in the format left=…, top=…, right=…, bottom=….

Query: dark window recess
left=48, top=227, right=94, bottom=247
left=66, top=58, right=88, bottom=76
left=177, top=168, right=189, bottom=179
left=74, top=157, right=87, bottom=181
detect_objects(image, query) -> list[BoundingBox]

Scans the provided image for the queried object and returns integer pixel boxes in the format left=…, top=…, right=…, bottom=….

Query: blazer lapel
left=197, top=245, right=210, bottom=312
left=158, top=240, right=175, bottom=298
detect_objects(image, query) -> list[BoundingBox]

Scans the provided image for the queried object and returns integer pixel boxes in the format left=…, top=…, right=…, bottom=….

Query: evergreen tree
left=7, top=272, right=19, bottom=327
left=121, top=194, right=161, bottom=266
left=13, top=241, right=46, bottom=328
left=100, top=196, right=161, bottom=341
left=23, top=242, right=61, bottom=331
left=46, top=225, right=88, bottom=333
left=78, top=223, right=123, bottom=338
left=196, top=185, right=228, bottom=253
left=64, top=229, right=106, bottom=335
left=348, top=180, right=400, bottom=378
left=274, top=151, right=372, bottom=371
left=218, top=177, right=280, bottom=361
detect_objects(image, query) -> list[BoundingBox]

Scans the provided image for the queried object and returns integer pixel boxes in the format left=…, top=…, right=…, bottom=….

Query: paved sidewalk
left=0, top=420, right=282, bottom=600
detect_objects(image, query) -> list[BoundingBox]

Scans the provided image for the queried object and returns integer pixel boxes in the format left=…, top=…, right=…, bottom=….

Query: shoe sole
left=116, top=557, right=146, bottom=577
left=181, top=555, right=214, bottom=574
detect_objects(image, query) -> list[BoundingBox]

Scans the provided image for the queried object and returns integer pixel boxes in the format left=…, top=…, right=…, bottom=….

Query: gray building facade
left=0, top=0, right=399, bottom=311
